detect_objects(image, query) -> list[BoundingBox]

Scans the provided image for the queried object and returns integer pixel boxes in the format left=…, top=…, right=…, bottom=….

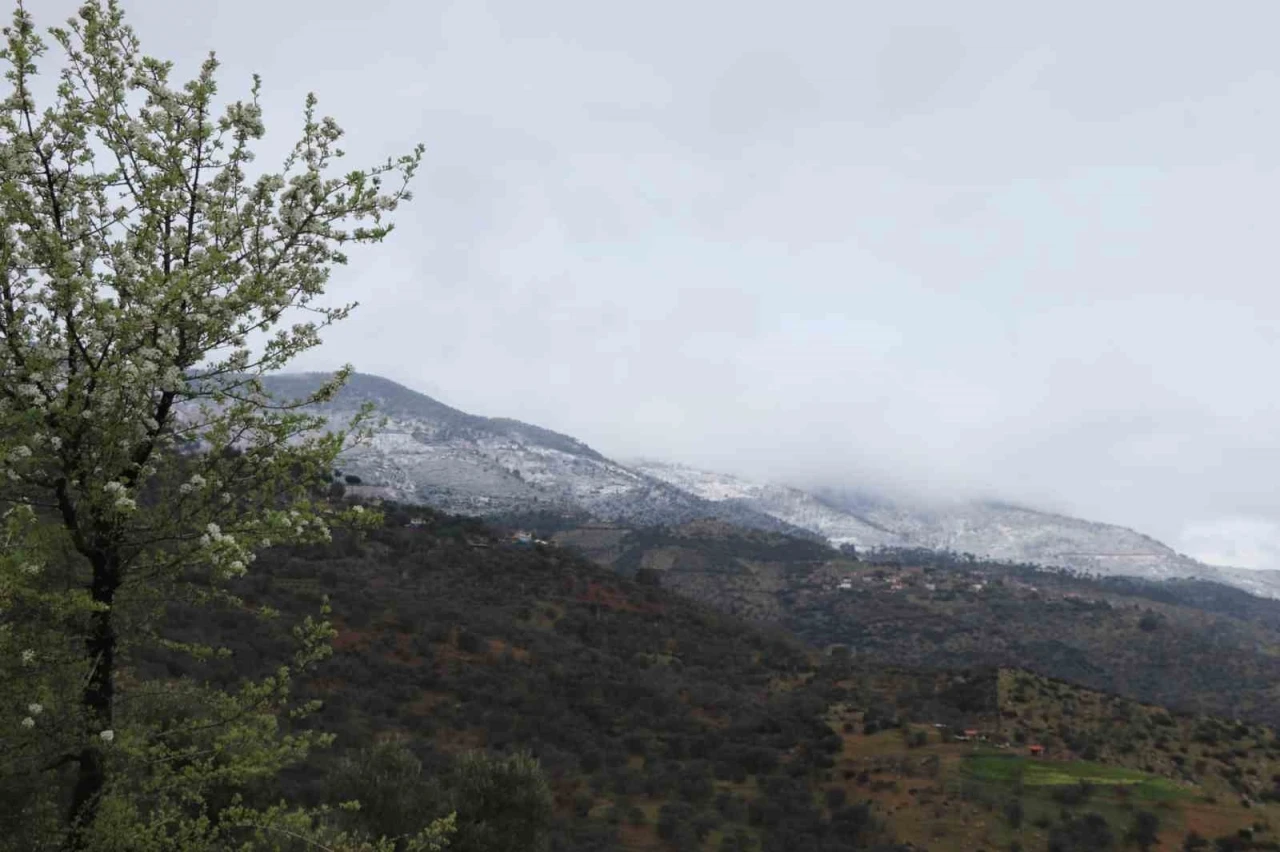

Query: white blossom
left=351, top=505, right=364, bottom=514
left=160, top=366, right=184, bottom=390
left=0, top=7, right=422, bottom=799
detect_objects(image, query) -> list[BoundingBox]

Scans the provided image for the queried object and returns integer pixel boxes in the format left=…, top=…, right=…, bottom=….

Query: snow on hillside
left=633, top=461, right=1280, bottom=598
left=252, top=372, right=1280, bottom=600
left=261, top=373, right=806, bottom=533
left=628, top=460, right=902, bottom=548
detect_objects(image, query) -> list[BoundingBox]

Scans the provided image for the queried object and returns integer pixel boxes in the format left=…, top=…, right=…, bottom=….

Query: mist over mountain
left=262, top=371, right=1280, bottom=599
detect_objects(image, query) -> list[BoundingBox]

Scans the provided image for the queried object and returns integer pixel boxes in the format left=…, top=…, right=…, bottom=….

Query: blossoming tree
left=0, top=1, right=445, bottom=848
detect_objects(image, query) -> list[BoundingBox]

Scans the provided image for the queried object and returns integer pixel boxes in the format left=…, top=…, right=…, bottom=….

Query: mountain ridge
left=262, top=371, right=1278, bottom=598
left=260, top=372, right=816, bottom=537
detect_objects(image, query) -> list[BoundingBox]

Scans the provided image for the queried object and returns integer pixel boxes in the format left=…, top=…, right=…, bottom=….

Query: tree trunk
left=66, top=549, right=120, bottom=847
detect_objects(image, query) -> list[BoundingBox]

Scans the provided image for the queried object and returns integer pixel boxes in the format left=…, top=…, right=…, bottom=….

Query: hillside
left=165, top=501, right=1280, bottom=852
left=180, top=502, right=911, bottom=852
left=555, top=521, right=1280, bottom=728
left=815, top=664, right=1280, bottom=851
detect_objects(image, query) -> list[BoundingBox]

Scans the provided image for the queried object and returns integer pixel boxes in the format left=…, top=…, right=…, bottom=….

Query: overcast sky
left=36, top=1, right=1280, bottom=569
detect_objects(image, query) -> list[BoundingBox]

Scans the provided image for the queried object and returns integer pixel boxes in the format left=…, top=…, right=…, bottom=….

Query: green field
left=963, top=753, right=1189, bottom=801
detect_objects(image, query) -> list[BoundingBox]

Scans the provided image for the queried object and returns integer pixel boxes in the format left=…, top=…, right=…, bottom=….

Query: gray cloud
left=32, top=0, right=1280, bottom=567
left=872, top=26, right=970, bottom=120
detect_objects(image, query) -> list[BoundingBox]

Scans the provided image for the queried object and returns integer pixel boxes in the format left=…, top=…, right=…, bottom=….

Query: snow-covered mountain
left=260, top=373, right=810, bottom=534
left=630, top=460, right=1280, bottom=598
left=623, top=461, right=904, bottom=549
left=260, top=371, right=1280, bottom=599
left=634, top=458, right=1203, bottom=577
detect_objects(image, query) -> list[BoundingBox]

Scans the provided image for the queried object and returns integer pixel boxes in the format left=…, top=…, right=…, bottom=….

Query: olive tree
left=0, top=1, right=442, bottom=848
